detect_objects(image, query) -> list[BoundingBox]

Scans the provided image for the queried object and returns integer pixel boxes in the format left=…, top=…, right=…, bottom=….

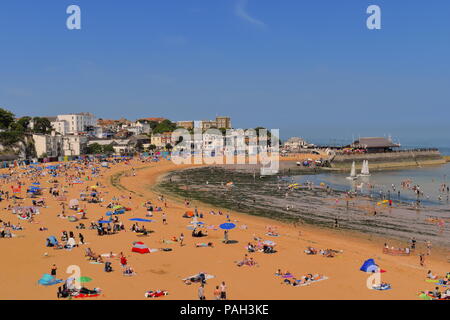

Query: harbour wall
left=329, top=149, right=445, bottom=170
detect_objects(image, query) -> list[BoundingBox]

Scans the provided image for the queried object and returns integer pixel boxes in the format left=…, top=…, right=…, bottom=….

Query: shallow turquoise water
left=292, top=163, right=450, bottom=205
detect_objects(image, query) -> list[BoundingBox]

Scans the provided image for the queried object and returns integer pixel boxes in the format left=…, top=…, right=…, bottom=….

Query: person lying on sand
left=196, top=242, right=214, bottom=248
left=304, top=247, right=318, bottom=255
left=427, top=270, right=438, bottom=280
left=236, top=256, right=258, bottom=267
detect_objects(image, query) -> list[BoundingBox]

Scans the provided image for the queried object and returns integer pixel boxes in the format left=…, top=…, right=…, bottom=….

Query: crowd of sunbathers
left=275, top=269, right=325, bottom=286
left=130, top=223, right=150, bottom=235
left=421, top=287, right=450, bottom=300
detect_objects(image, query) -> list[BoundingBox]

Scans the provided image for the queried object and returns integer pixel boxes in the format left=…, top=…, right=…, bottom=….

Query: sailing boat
left=359, top=160, right=371, bottom=177
left=346, top=161, right=357, bottom=180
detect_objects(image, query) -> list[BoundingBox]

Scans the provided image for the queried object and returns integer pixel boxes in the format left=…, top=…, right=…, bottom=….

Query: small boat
left=346, top=161, right=357, bottom=180
left=358, top=160, right=371, bottom=177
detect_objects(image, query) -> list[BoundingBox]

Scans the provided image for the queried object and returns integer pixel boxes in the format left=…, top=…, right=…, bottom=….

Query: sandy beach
left=0, top=157, right=448, bottom=300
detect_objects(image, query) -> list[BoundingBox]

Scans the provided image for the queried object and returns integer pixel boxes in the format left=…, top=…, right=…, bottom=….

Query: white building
left=32, top=133, right=63, bottom=158
left=62, top=135, right=88, bottom=156
left=284, top=137, right=309, bottom=150
left=51, top=113, right=96, bottom=135
left=121, top=121, right=151, bottom=136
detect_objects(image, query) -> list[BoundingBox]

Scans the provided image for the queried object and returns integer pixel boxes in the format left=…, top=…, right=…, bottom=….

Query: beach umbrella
left=129, top=218, right=154, bottom=222
left=263, top=240, right=276, bottom=246
left=219, top=223, right=236, bottom=230
left=77, top=276, right=93, bottom=283
left=98, top=220, right=112, bottom=224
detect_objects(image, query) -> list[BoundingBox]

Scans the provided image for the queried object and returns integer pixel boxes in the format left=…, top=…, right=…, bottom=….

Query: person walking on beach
left=223, top=230, right=229, bottom=244
left=220, top=281, right=227, bottom=300
left=426, top=240, right=432, bottom=255
left=120, top=253, right=127, bottom=268
left=410, top=237, right=416, bottom=250
left=198, top=284, right=205, bottom=300
left=213, top=286, right=221, bottom=300
left=51, top=264, right=57, bottom=276
left=162, top=213, right=167, bottom=225
left=419, top=254, right=425, bottom=267
left=179, top=233, right=184, bottom=246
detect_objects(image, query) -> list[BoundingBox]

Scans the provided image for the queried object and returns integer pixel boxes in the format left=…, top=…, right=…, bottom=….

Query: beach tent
left=132, top=241, right=150, bottom=254
left=38, top=274, right=63, bottom=286
left=360, top=259, right=380, bottom=273
left=46, top=236, right=59, bottom=247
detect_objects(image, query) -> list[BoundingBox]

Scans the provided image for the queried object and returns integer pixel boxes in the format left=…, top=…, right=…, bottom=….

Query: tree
left=153, top=120, right=177, bottom=134
left=165, top=143, right=173, bottom=151
left=86, top=143, right=103, bottom=155
left=148, top=144, right=157, bottom=151
left=0, top=108, right=15, bottom=130
left=16, top=116, right=32, bottom=132
left=33, top=117, right=52, bottom=134
left=103, top=143, right=115, bottom=154
left=135, top=141, right=144, bottom=152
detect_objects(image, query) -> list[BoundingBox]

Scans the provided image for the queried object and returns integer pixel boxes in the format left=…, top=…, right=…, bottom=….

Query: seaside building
left=200, top=120, right=218, bottom=131
left=189, top=117, right=232, bottom=131
left=283, top=137, right=312, bottom=151
left=121, top=121, right=152, bottom=135
left=138, top=117, right=166, bottom=124
left=176, top=121, right=195, bottom=130
left=32, top=133, right=63, bottom=158
left=62, top=135, right=88, bottom=156
left=215, top=116, right=232, bottom=129
left=51, top=113, right=97, bottom=135
left=151, top=132, right=175, bottom=148
left=350, top=137, right=400, bottom=153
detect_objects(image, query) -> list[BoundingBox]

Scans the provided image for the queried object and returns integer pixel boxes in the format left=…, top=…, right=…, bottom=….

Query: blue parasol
left=220, top=223, right=236, bottom=230
left=98, top=220, right=112, bottom=224
left=129, top=218, right=154, bottom=222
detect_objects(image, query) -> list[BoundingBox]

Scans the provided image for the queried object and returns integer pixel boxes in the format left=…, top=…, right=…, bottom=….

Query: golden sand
left=0, top=158, right=447, bottom=300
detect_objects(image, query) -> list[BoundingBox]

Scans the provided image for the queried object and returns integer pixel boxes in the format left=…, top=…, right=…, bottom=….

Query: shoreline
left=153, top=164, right=450, bottom=254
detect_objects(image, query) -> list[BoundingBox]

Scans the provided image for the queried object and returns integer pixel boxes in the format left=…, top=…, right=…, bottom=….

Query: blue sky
left=0, top=0, right=449, bottom=146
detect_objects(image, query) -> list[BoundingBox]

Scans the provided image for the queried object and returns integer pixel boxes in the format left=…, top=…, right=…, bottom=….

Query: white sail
left=360, top=160, right=371, bottom=176
left=347, top=161, right=357, bottom=180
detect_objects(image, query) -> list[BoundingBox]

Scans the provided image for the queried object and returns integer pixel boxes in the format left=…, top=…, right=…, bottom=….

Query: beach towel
left=73, top=293, right=100, bottom=298
left=182, top=273, right=215, bottom=282
left=145, top=290, right=168, bottom=298
left=294, top=276, right=329, bottom=287
left=372, top=284, right=392, bottom=291
left=265, top=233, right=279, bottom=237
